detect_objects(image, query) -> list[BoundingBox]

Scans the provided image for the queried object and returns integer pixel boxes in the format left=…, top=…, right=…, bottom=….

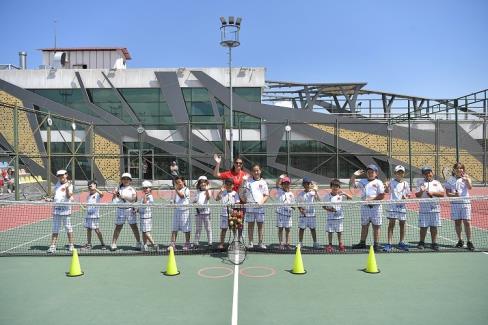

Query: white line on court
left=231, top=263, right=239, bottom=325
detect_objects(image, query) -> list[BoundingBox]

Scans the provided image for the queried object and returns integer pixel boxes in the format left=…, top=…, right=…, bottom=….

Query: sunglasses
left=234, top=162, right=243, bottom=165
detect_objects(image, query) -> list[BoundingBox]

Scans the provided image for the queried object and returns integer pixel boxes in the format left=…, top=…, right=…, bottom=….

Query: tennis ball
left=230, top=221, right=234, bottom=226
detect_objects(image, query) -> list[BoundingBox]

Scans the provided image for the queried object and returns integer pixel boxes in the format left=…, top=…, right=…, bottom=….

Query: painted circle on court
left=197, top=266, right=234, bottom=279
left=239, top=266, right=276, bottom=278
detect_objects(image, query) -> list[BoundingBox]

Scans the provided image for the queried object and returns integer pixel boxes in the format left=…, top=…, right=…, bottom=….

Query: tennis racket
left=442, top=166, right=452, bottom=181
left=227, top=205, right=246, bottom=265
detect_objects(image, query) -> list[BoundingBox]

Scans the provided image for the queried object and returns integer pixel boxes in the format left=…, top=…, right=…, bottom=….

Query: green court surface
left=1, top=252, right=487, bottom=325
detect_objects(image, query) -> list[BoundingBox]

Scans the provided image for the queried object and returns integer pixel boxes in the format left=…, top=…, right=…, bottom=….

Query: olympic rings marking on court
left=239, top=266, right=277, bottom=278
left=197, top=266, right=234, bottom=279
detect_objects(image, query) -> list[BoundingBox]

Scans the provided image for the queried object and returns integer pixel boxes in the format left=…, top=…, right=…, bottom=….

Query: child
left=47, top=169, right=75, bottom=254
left=415, top=166, right=445, bottom=251
left=110, top=173, right=142, bottom=251
left=275, top=175, right=295, bottom=249
left=215, top=178, right=241, bottom=249
left=445, top=162, right=474, bottom=251
left=82, top=180, right=106, bottom=250
left=241, top=164, right=269, bottom=249
left=169, top=176, right=192, bottom=250
left=384, top=165, right=410, bottom=252
left=349, top=164, right=385, bottom=252
left=297, top=176, right=321, bottom=249
left=193, top=176, right=212, bottom=247
left=139, top=180, right=158, bottom=252
left=322, top=179, right=352, bottom=253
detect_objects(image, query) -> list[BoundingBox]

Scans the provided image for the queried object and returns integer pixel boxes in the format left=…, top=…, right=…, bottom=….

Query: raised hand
left=354, top=169, right=365, bottom=176
left=213, top=154, right=222, bottom=164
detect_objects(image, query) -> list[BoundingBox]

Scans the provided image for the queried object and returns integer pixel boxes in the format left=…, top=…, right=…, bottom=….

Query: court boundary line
left=231, top=263, right=239, bottom=325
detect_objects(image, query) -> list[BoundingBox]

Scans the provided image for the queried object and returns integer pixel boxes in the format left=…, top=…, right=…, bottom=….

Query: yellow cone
left=291, top=244, right=307, bottom=274
left=363, top=245, right=380, bottom=274
left=66, top=248, right=84, bottom=277
left=162, top=246, right=180, bottom=276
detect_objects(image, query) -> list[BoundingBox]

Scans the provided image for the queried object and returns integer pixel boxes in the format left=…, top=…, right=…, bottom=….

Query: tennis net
left=1, top=196, right=487, bottom=256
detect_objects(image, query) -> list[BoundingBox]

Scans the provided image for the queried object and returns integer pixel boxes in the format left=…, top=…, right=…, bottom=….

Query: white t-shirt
left=195, top=190, right=210, bottom=215
left=175, top=187, right=190, bottom=211
left=53, top=181, right=73, bottom=215
left=388, top=179, right=410, bottom=212
left=416, top=179, right=444, bottom=213
left=86, top=192, right=101, bottom=218
left=275, top=188, right=295, bottom=217
left=323, top=193, right=344, bottom=219
left=445, top=176, right=470, bottom=204
left=243, top=178, right=269, bottom=213
left=219, top=190, right=240, bottom=216
left=139, top=194, right=154, bottom=219
left=357, top=178, right=385, bottom=201
left=297, top=190, right=319, bottom=217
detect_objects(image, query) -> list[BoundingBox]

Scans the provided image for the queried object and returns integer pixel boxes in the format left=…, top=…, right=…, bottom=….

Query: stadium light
left=285, top=123, right=291, bottom=173
left=219, top=16, right=242, bottom=165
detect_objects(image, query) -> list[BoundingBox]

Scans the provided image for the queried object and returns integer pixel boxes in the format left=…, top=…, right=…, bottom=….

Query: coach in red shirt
left=213, top=154, right=247, bottom=192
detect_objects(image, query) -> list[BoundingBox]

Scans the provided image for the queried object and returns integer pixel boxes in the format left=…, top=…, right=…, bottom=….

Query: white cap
left=394, top=165, right=406, bottom=172
left=197, top=176, right=208, bottom=181
left=56, top=169, right=67, bottom=176
left=141, top=180, right=152, bottom=188
left=121, top=172, right=132, bottom=180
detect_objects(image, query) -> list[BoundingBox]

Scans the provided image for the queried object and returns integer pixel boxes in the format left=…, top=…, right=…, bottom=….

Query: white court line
left=0, top=221, right=84, bottom=254
left=231, top=263, right=239, bottom=325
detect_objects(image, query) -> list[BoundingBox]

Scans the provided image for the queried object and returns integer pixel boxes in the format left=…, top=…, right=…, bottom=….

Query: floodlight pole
left=220, top=16, right=241, bottom=166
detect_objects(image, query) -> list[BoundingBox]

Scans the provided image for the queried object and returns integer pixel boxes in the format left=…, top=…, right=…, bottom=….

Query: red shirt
left=219, top=170, right=246, bottom=192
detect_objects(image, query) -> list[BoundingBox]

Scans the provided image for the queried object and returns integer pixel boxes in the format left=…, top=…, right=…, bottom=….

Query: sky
left=1, top=0, right=487, bottom=99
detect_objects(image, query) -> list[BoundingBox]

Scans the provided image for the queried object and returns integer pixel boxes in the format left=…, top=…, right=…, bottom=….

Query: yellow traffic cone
left=363, top=245, right=380, bottom=274
left=162, top=246, right=180, bottom=276
left=290, top=244, right=307, bottom=274
left=66, top=248, right=84, bottom=277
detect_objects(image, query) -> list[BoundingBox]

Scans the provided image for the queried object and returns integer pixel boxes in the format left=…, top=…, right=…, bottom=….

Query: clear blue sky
left=1, top=0, right=487, bottom=98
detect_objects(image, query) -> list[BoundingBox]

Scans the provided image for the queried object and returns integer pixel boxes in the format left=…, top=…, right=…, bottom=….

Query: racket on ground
left=227, top=205, right=246, bottom=265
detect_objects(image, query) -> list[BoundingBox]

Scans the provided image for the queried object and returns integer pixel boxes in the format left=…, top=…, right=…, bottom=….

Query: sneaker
left=352, top=242, right=367, bottom=249
left=382, top=244, right=392, bottom=253
left=373, top=243, right=380, bottom=252
left=279, top=244, right=285, bottom=250
left=467, top=241, right=475, bottom=251
left=455, top=239, right=464, bottom=248
left=82, top=243, right=92, bottom=250
left=431, top=243, right=439, bottom=251
left=68, top=244, right=75, bottom=252
left=285, top=244, right=293, bottom=250
left=100, top=245, right=107, bottom=250
left=110, top=243, right=117, bottom=251
left=167, top=242, right=175, bottom=251
left=417, top=241, right=425, bottom=250
left=246, top=242, right=254, bottom=249
left=397, top=242, right=409, bottom=251
left=338, top=243, right=346, bottom=252
left=193, top=242, right=200, bottom=248
left=313, top=242, right=321, bottom=249
left=325, top=244, right=334, bottom=253
left=258, top=242, right=267, bottom=249
left=182, top=243, right=191, bottom=251
left=218, top=244, right=225, bottom=249
left=47, top=245, right=56, bottom=254
left=141, top=244, right=148, bottom=252
left=152, top=244, right=160, bottom=252
left=135, top=242, right=142, bottom=250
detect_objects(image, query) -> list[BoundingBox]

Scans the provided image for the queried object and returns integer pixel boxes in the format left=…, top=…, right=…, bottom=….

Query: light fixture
left=285, top=125, right=292, bottom=132
left=137, top=126, right=145, bottom=134
left=71, top=122, right=76, bottom=131
left=46, top=117, right=53, bottom=126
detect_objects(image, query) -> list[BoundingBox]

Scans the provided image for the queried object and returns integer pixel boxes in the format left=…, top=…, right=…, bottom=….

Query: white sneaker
left=258, top=242, right=267, bottom=249
left=135, top=242, right=142, bottom=250
left=313, top=242, right=321, bottom=249
left=68, top=244, right=74, bottom=252
left=47, top=245, right=56, bottom=254
left=246, top=242, right=254, bottom=249
left=141, top=244, right=148, bottom=252
left=110, top=243, right=117, bottom=251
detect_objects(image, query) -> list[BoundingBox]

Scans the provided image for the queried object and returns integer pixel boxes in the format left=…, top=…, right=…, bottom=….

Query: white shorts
left=115, top=208, right=137, bottom=225
left=299, top=216, right=316, bottom=229
left=326, top=219, right=343, bottom=233
left=451, top=203, right=471, bottom=220
left=84, top=218, right=99, bottom=230
left=276, top=213, right=292, bottom=228
left=140, top=218, right=152, bottom=232
left=419, top=212, right=441, bottom=227
left=52, top=214, right=73, bottom=233
left=245, top=212, right=265, bottom=223
left=220, top=215, right=229, bottom=229
left=173, top=210, right=191, bottom=232
left=360, top=205, right=382, bottom=226
left=387, top=211, right=407, bottom=221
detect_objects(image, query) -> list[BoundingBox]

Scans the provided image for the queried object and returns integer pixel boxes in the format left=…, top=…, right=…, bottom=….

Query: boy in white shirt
left=275, top=176, right=295, bottom=249
left=415, top=166, right=445, bottom=251
left=82, top=180, right=106, bottom=250
left=384, top=165, right=410, bottom=252
left=169, top=176, right=192, bottom=250
left=193, top=176, right=212, bottom=247
left=47, top=170, right=75, bottom=254
left=323, top=179, right=352, bottom=253
left=140, top=180, right=158, bottom=252
left=216, top=178, right=241, bottom=249
left=297, top=177, right=321, bottom=249
left=349, top=164, right=385, bottom=252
